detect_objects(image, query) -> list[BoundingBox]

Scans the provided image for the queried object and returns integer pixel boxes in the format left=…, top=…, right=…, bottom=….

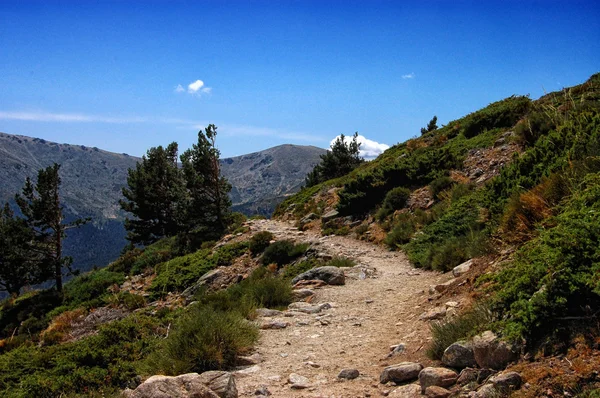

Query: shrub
left=282, top=259, right=320, bottom=279
left=427, top=303, right=494, bottom=359
left=262, top=240, right=308, bottom=266
left=326, top=256, right=356, bottom=268
left=146, top=305, right=258, bottom=376
left=376, top=187, right=411, bottom=221
left=108, top=291, right=146, bottom=310
left=249, top=231, right=274, bottom=255
left=385, top=214, right=417, bottom=249
left=63, top=269, right=125, bottom=309
left=429, top=176, right=454, bottom=200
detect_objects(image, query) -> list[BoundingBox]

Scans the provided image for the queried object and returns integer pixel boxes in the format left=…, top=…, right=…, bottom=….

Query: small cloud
left=175, top=79, right=212, bottom=96
left=201, top=87, right=212, bottom=94
left=188, top=79, right=205, bottom=93
left=175, top=84, right=185, bottom=93
left=402, top=72, right=415, bottom=79
left=329, top=134, right=390, bottom=160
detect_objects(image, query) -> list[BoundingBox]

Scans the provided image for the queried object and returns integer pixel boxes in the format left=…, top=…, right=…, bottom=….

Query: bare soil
left=236, top=219, right=465, bottom=397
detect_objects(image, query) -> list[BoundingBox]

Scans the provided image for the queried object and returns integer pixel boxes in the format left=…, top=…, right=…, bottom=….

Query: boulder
left=197, top=371, right=238, bottom=398
left=425, top=386, right=451, bottom=398
left=472, top=331, right=519, bottom=370
left=291, top=266, right=345, bottom=285
left=492, top=371, right=522, bottom=393
left=430, top=279, right=459, bottom=294
left=321, top=209, right=339, bottom=222
left=389, top=383, right=421, bottom=397
left=380, top=362, right=423, bottom=384
left=122, top=373, right=220, bottom=398
left=452, top=260, right=472, bottom=277
left=441, top=341, right=477, bottom=369
left=418, top=367, right=458, bottom=393
left=337, top=368, right=360, bottom=380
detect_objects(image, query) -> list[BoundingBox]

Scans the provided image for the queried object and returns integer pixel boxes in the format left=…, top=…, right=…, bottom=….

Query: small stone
left=453, top=260, right=473, bottom=277
left=419, top=307, right=447, bottom=321
left=305, top=361, right=320, bottom=368
left=255, top=386, right=271, bottom=396
left=338, top=368, right=360, bottom=380
left=260, top=320, right=289, bottom=330
left=425, top=386, right=451, bottom=398
left=288, top=373, right=310, bottom=389
left=255, top=308, right=283, bottom=317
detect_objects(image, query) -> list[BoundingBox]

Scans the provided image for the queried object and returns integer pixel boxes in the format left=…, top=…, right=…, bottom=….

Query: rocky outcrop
left=380, top=362, right=423, bottom=384
left=291, top=266, right=345, bottom=285
left=452, top=260, right=472, bottom=277
left=197, top=371, right=238, bottom=398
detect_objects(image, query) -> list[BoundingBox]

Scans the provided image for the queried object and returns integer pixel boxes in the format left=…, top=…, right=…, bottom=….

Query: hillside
left=220, top=144, right=326, bottom=216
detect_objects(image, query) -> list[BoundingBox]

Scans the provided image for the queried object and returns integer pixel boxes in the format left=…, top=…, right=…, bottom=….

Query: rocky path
left=236, top=219, right=455, bottom=398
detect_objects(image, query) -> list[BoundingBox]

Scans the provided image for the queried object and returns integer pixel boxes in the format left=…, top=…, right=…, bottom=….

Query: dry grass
left=40, top=308, right=87, bottom=345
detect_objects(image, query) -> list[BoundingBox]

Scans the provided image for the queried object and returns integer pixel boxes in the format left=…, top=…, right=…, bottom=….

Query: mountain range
left=0, top=132, right=325, bottom=273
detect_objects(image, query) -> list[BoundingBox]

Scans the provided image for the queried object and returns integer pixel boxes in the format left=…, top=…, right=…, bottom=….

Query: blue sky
left=1, top=1, right=598, bottom=158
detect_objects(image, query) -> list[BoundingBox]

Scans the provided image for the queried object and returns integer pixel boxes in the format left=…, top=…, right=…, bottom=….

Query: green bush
left=326, top=256, right=356, bottom=268
left=146, top=305, right=258, bottom=376
left=459, top=95, right=531, bottom=139
left=429, top=176, right=454, bottom=200
left=376, top=187, right=411, bottom=221
left=249, top=231, right=274, bottom=255
left=385, top=213, right=418, bottom=249
left=63, top=270, right=125, bottom=309
left=427, top=304, right=494, bottom=359
left=108, top=291, right=146, bottom=310
left=262, top=240, right=308, bottom=266
left=282, top=259, right=320, bottom=279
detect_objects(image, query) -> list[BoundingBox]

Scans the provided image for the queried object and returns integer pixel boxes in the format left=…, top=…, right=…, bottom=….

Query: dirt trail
left=236, top=219, right=455, bottom=397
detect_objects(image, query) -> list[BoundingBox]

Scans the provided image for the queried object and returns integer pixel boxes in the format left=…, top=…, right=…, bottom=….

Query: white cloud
left=402, top=72, right=415, bottom=79
left=329, top=134, right=390, bottom=160
left=175, top=84, right=185, bottom=93
left=187, top=79, right=205, bottom=93
left=174, top=79, right=212, bottom=96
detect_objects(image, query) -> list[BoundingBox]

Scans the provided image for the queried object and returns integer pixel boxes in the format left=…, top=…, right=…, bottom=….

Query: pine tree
left=15, top=163, right=88, bottom=292
left=305, top=132, right=364, bottom=187
left=180, top=124, right=231, bottom=241
left=420, top=115, right=438, bottom=135
left=120, top=143, right=187, bottom=245
left=0, top=203, right=49, bottom=296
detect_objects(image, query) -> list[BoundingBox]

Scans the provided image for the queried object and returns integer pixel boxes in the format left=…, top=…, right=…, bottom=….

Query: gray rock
left=288, top=373, right=310, bottom=389
left=472, top=331, right=519, bottom=370
left=254, top=308, right=283, bottom=317
left=321, top=209, right=340, bottom=222
left=288, top=302, right=331, bottom=314
left=419, top=307, right=447, bottom=321
left=197, top=371, right=238, bottom=398
left=237, top=353, right=262, bottom=366
left=182, top=269, right=225, bottom=298
left=442, top=341, right=477, bottom=369
left=300, top=213, right=318, bottom=223
left=418, top=367, right=458, bottom=393
left=337, top=368, right=360, bottom=380
left=477, top=368, right=497, bottom=384
left=259, top=320, right=289, bottom=330
left=425, top=386, right=451, bottom=398
left=492, top=371, right=522, bottom=393
left=453, top=260, right=472, bottom=277
left=380, top=362, right=423, bottom=384
left=291, top=266, right=345, bottom=285
left=254, top=386, right=271, bottom=396
left=122, top=373, right=220, bottom=398
left=473, top=384, right=500, bottom=398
